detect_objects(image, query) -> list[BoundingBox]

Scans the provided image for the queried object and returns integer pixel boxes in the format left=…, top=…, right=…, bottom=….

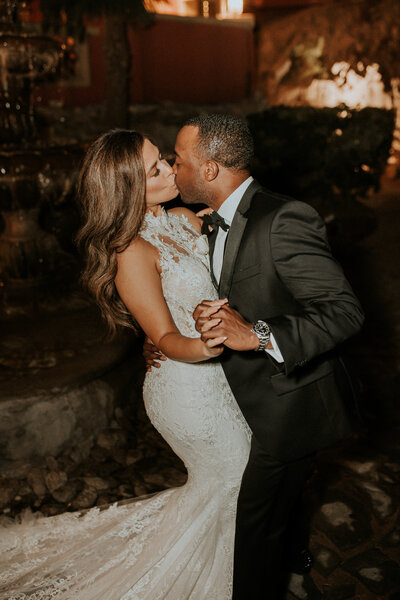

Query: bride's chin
left=145, top=190, right=179, bottom=210
left=164, top=191, right=179, bottom=203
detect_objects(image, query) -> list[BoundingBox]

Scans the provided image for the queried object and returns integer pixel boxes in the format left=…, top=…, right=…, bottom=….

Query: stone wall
left=0, top=358, right=136, bottom=478
left=256, top=0, right=400, bottom=105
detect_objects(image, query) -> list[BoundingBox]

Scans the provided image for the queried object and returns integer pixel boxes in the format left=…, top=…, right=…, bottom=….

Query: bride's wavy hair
left=76, top=129, right=147, bottom=336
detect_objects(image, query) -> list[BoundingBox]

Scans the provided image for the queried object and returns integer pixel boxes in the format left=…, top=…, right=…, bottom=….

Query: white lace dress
left=0, top=209, right=251, bottom=600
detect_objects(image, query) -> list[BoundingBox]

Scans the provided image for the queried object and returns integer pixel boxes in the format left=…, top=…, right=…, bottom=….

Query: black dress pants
left=232, top=436, right=314, bottom=600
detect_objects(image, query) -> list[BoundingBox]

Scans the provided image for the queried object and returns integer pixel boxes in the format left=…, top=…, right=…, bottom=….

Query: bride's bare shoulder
left=117, top=236, right=158, bottom=267
left=168, top=207, right=202, bottom=233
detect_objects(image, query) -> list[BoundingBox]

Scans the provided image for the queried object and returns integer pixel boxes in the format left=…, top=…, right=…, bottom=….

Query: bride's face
left=143, top=139, right=178, bottom=208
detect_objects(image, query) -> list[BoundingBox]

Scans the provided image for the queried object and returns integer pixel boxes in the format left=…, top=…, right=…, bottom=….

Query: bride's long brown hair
left=76, top=129, right=147, bottom=335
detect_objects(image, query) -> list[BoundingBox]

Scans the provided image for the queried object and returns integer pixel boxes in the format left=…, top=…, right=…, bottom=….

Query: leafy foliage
left=248, top=106, right=394, bottom=203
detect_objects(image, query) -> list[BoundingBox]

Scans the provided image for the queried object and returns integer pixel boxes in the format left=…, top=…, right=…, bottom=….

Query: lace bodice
left=139, top=209, right=217, bottom=337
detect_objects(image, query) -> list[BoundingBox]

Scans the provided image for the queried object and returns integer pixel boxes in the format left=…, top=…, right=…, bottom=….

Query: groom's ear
left=203, top=160, right=219, bottom=182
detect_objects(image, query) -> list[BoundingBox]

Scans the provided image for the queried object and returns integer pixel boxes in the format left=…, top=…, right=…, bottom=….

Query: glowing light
left=304, top=62, right=392, bottom=110
left=200, top=0, right=210, bottom=17
left=143, top=0, right=195, bottom=16
left=219, top=0, right=243, bottom=17
left=144, top=0, right=244, bottom=17
left=226, top=0, right=243, bottom=15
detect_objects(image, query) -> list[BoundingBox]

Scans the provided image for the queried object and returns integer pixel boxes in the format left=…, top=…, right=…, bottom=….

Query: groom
left=149, top=114, right=364, bottom=598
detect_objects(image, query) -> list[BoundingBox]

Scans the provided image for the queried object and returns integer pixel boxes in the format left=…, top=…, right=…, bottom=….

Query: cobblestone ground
left=0, top=180, right=398, bottom=599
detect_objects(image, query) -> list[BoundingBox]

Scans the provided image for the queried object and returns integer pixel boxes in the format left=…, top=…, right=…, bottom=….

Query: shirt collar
left=217, top=176, right=254, bottom=225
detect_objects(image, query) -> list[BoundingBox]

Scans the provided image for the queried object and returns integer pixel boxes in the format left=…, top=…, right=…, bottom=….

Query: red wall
left=36, top=16, right=255, bottom=106
left=128, top=18, right=255, bottom=103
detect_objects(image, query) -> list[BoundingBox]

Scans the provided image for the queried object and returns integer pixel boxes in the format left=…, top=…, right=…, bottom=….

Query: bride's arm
left=115, top=238, right=225, bottom=363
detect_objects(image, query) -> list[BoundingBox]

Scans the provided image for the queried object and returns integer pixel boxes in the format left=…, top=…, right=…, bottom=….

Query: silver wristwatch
left=251, top=320, right=271, bottom=352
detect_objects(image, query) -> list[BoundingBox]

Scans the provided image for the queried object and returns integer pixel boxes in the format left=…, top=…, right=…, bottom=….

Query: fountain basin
left=0, top=303, right=143, bottom=478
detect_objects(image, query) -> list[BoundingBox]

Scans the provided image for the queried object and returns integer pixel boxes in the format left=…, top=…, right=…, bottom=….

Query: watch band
left=251, top=320, right=271, bottom=352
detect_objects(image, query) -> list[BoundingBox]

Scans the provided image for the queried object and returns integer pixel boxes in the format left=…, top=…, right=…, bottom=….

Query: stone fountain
left=0, top=0, right=139, bottom=478
left=0, top=0, right=81, bottom=309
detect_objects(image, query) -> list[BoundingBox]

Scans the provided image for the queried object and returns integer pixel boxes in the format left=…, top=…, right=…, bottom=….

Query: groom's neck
left=208, top=170, right=250, bottom=211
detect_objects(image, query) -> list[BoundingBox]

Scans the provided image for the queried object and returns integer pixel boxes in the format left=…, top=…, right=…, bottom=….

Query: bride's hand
left=203, top=335, right=226, bottom=358
left=196, top=208, right=213, bottom=218
left=196, top=208, right=214, bottom=233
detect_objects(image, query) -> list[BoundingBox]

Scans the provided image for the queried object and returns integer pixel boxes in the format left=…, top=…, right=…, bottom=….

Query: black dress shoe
left=288, top=548, right=313, bottom=574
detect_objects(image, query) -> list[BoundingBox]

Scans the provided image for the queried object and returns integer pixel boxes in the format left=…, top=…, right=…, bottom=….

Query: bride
left=0, top=129, right=251, bottom=600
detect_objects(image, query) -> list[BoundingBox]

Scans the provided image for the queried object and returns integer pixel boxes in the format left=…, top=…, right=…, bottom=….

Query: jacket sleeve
left=266, top=201, right=365, bottom=375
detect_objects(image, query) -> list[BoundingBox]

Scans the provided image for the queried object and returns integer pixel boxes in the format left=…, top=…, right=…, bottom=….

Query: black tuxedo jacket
left=212, top=181, right=364, bottom=461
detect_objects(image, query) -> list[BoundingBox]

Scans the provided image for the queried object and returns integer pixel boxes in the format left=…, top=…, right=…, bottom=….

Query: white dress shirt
left=213, top=176, right=284, bottom=363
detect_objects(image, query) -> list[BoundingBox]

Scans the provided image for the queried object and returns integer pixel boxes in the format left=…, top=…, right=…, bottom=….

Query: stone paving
left=0, top=179, right=399, bottom=598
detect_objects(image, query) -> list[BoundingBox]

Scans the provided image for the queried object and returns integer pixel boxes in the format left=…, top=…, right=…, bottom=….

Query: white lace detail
left=139, top=209, right=213, bottom=338
left=0, top=209, right=251, bottom=600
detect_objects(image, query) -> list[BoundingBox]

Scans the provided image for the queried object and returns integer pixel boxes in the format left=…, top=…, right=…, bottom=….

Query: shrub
left=247, top=106, right=394, bottom=203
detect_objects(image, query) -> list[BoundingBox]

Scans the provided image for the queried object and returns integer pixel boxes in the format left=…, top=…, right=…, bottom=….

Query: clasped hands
left=193, top=299, right=259, bottom=352
left=143, top=299, right=259, bottom=371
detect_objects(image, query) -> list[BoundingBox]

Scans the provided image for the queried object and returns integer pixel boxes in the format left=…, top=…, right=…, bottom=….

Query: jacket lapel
left=218, top=180, right=262, bottom=298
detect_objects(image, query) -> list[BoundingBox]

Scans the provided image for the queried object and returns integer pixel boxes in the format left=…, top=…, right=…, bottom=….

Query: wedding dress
left=0, top=209, right=251, bottom=600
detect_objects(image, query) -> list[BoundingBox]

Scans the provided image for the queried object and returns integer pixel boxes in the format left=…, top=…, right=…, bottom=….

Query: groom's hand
left=143, top=337, right=167, bottom=372
left=194, top=302, right=259, bottom=352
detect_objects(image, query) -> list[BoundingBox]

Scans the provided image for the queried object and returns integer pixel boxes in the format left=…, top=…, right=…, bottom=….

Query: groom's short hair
left=184, top=114, right=254, bottom=171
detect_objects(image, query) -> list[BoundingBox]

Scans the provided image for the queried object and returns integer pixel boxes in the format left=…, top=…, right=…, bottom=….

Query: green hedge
left=247, top=106, right=394, bottom=203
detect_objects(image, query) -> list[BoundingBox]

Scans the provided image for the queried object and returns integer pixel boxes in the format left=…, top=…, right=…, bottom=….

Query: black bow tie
left=201, top=211, right=230, bottom=235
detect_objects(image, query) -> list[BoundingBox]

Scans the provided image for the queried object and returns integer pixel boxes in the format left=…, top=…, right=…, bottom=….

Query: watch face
left=254, top=321, right=270, bottom=335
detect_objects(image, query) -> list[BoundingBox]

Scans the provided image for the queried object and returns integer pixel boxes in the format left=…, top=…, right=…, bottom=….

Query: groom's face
left=173, top=126, right=211, bottom=206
